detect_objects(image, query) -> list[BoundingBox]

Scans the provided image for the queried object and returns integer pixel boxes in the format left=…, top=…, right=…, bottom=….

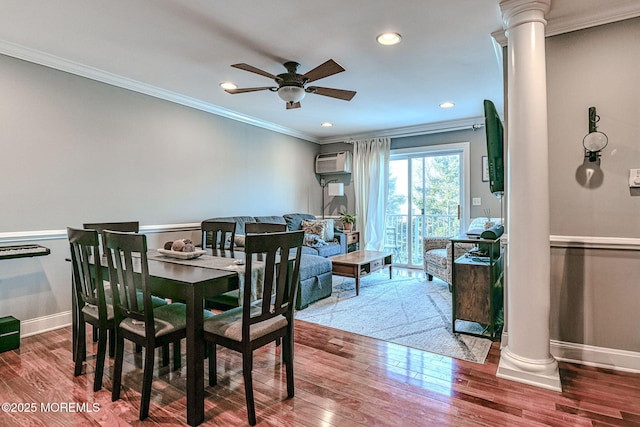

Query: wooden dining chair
left=67, top=227, right=114, bottom=392
left=201, top=220, right=236, bottom=252
left=203, top=230, right=304, bottom=426
left=245, top=222, right=286, bottom=234
left=104, top=230, right=212, bottom=420
left=81, top=222, right=140, bottom=342
left=201, top=220, right=239, bottom=310
left=83, top=221, right=139, bottom=242
left=81, top=221, right=174, bottom=361
left=245, top=222, right=288, bottom=347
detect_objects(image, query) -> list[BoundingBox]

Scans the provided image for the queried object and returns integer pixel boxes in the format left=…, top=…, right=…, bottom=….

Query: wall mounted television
left=483, top=99, right=504, bottom=198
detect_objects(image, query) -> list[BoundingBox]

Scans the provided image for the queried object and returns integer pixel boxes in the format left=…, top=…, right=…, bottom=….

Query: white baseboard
left=20, top=311, right=72, bottom=338
left=551, top=339, right=640, bottom=374
left=502, top=332, right=640, bottom=374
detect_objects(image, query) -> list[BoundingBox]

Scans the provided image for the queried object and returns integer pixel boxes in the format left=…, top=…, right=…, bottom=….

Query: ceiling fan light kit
left=277, top=86, right=305, bottom=104
left=224, top=59, right=356, bottom=109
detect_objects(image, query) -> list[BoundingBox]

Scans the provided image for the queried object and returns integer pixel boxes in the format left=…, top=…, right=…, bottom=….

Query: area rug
left=294, top=272, right=493, bottom=364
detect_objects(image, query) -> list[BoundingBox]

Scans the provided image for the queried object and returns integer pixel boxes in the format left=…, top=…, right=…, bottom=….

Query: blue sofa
left=201, top=213, right=339, bottom=309
left=202, top=213, right=347, bottom=257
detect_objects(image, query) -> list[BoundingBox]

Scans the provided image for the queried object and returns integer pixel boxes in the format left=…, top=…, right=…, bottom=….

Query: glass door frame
left=390, top=142, right=471, bottom=268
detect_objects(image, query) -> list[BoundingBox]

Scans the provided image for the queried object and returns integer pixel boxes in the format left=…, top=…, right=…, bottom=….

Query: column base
left=497, top=346, right=562, bottom=392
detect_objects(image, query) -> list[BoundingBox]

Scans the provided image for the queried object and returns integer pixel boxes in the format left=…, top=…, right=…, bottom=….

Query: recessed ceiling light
left=321, top=122, right=333, bottom=127
left=376, top=32, right=402, bottom=46
left=439, top=101, right=455, bottom=109
left=220, top=82, right=237, bottom=90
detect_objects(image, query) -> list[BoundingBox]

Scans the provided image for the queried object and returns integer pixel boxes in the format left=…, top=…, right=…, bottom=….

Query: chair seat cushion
left=120, top=303, right=214, bottom=338
left=203, top=302, right=287, bottom=342
left=81, top=303, right=114, bottom=321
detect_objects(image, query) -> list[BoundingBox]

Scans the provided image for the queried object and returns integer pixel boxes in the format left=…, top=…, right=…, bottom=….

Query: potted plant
left=339, top=211, right=356, bottom=231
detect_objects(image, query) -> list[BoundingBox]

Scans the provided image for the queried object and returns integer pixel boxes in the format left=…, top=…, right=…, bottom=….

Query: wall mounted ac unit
left=315, top=151, right=352, bottom=175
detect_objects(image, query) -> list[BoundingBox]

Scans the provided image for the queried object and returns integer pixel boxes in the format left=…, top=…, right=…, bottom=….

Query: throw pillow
left=301, top=219, right=334, bottom=242
left=301, top=219, right=325, bottom=237
left=234, top=234, right=245, bottom=247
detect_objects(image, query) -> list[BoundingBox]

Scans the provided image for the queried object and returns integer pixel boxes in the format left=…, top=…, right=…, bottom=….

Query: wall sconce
left=583, top=106, right=608, bottom=162
left=320, top=179, right=343, bottom=219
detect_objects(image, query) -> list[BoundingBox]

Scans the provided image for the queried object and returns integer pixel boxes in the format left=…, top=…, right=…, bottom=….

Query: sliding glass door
left=385, top=144, right=468, bottom=268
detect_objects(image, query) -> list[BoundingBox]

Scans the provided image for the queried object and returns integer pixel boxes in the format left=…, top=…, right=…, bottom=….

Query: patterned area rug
left=295, top=272, right=493, bottom=364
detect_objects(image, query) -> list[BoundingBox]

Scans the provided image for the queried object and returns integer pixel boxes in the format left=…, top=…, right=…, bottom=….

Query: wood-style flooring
left=1, top=291, right=639, bottom=425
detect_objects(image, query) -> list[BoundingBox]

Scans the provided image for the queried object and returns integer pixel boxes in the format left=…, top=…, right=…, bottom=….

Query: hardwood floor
left=1, top=267, right=638, bottom=426
left=1, top=320, right=639, bottom=426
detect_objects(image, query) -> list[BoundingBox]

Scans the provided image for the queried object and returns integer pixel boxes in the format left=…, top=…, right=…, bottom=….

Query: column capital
left=500, top=0, right=551, bottom=30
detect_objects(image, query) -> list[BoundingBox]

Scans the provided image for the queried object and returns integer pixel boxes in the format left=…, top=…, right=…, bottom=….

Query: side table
left=344, top=231, right=360, bottom=253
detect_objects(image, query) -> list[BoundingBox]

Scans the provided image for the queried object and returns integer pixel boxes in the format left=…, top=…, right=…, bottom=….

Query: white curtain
left=353, top=137, right=390, bottom=251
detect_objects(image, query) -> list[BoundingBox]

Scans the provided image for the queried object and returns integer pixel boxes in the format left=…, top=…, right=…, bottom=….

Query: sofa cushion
left=315, top=242, right=342, bottom=257
left=283, top=213, right=316, bottom=232
left=254, top=215, right=286, bottom=225
left=296, top=254, right=332, bottom=310
left=298, top=254, right=332, bottom=280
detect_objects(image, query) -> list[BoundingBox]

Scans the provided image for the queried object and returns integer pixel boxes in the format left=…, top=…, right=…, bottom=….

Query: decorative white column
left=497, top=0, right=561, bottom=391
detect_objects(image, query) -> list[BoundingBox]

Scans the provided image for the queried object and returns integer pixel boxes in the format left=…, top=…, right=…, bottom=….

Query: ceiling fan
left=224, top=59, right=356, bottom=109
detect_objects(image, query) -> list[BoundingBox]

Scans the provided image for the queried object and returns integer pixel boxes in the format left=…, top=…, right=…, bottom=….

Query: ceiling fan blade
left=306, top=86, right=356, bottom=101
left=286, top=101, right=301, bottom=110
left=225, top=86, right=276, bottom=94
left=302, top=59, right=345, bottom=83
left=231, top=63, right=279, bottom=81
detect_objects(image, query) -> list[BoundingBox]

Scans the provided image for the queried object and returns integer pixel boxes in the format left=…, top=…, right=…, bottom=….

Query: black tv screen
left=483, top=99, right=504, bottom=196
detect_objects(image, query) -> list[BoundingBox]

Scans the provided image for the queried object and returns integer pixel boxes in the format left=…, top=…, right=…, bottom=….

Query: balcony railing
left=384, top=214, right=459, bottom=266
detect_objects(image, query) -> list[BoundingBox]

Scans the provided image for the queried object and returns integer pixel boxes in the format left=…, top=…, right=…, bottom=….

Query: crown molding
left=0, top=40, right=318, bottom=143
left=0, top=40, right=494, bottom=146
left=317, top=116, right=486, bottom=144
left=493, top=1, right=640, bottom=44
left=545, top=1, right=640, bottom=37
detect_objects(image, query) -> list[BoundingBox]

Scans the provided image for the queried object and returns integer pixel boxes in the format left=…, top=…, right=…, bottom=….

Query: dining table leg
left=185, top=286, right=205, bottom=426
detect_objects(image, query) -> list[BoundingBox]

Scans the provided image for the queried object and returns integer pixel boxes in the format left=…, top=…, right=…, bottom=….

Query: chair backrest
left=103, top=230, right=155, bottom=337
left=241, top=230, right=304, bottom=338
left=83, top=221, right=139, bottom=254
left=201, top=221, right=235, bottom=251
left=67, top=227, right=108, bottom=317
left=245, top=222, right=287, bottom=234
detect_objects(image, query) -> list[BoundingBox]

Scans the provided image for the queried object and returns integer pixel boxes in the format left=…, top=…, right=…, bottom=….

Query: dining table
left=71, top=249, right=246, bottom=426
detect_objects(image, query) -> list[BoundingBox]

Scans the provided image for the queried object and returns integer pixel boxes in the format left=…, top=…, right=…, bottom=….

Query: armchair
left=423, top=237, right=473, bottom=286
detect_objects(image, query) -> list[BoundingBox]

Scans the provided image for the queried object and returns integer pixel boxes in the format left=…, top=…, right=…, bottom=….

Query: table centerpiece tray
left=157, top=248, right=206, bottom=259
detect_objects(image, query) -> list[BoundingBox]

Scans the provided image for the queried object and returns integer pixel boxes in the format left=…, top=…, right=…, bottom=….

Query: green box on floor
left=0, top=316, right=20, bottom=353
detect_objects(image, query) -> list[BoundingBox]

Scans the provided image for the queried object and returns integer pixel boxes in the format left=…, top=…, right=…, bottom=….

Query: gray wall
left=0, top=53, right=320, bottom=329
left=546, top=18, right=640, bottom=353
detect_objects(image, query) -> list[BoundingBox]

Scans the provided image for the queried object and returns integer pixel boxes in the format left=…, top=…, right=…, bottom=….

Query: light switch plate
left=472, top=197, right=481, bottom=206
left=630, top=169, right=640, bottom=188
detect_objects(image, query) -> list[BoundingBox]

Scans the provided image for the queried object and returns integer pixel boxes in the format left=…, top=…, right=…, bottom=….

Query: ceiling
left=0, top=0, right=638, bottom=144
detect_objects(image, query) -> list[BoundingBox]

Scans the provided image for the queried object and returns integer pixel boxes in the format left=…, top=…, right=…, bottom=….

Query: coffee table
left=330, top=250, right=393, bottom=295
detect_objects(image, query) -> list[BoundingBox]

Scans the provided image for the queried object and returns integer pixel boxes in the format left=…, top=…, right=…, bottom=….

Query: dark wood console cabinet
left=451, top=236, right=503, bottom=340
